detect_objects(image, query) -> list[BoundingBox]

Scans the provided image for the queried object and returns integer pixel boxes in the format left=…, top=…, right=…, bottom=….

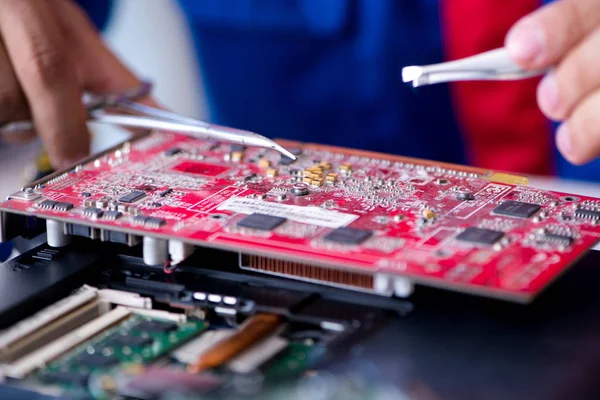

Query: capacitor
left=291, top=182, right=310, bottom=196
left=169, top=240, right=194, bottom=265
left=143, top=236, right=168, bottom=265
left=422, top=209, right=436, bottom=220
left=46, top=220, right=71, bottom=247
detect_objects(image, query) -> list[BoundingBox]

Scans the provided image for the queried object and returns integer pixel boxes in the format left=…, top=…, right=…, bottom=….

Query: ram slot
left=0, top=286, right=99, bottom=362
left=4, top=307, right=131, bottom=379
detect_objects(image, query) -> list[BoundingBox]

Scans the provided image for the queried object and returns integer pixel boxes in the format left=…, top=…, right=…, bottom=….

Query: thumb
left=505, top=0, right=600, bottom=69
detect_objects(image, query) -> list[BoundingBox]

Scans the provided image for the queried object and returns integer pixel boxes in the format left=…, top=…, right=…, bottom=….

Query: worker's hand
left=506, top=0, right=600, bottom=165
left=0, top=0, right=145, bottom=169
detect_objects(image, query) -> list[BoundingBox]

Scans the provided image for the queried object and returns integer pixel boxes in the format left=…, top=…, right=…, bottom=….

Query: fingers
left=56, top=0, right=150, bottom=99
left=0, top=38, right=35, bottom=144
left=0, top=0, right=89, bottom=168
left=537, top=27, right=600, bottom=121
left=555, top=90, right=600, bottom=165
left=506, top=0, right=600, bottom=69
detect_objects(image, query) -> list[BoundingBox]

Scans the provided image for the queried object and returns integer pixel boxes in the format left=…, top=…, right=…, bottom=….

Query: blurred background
left=1, top=0, right=600, bottom=199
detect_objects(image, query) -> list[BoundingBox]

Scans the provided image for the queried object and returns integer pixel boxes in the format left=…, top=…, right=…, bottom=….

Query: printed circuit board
left=2, top=131, right=600, bottom=302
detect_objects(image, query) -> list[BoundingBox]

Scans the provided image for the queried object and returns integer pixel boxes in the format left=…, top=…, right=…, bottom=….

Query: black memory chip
left=109, top=335, right=154, bottom=347
left=456, top=227, right=504, bottom=246
left=74, top=353, right=120, bottom=368
left=324, top=227, right=373, bottom=245
left=134, top=321, right=178, bottom=333
left=119, top=190, right=146, bottom=204
left=575, top=207, right=600, bottom=220
left=543, top=232, right=573, bottom=246
left=237, top=213, right=287, bottom=231
left=493, top=200, right=541, bottom=218
left=42, top=371, right=90, bottom=386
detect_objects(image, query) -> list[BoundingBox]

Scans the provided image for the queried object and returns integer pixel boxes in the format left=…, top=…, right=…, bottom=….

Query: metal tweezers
left=402, top=48, right=547, bottom=87
left=0, top=81, right=297, bottom=161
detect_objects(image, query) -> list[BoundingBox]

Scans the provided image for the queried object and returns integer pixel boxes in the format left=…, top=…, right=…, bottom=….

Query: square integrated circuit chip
left=324, top=227, right=373, bottom=245
left=237, top=213, right=287, bottom=231
left=493, top=200, right=541, bottom=219
left=456, top=227, right=504, bottom=246
left=119, top=190, right=146, bottom=204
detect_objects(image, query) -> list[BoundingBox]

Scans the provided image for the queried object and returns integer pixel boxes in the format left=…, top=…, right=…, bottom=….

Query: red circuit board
left=2, top=131, right=600, bottom=302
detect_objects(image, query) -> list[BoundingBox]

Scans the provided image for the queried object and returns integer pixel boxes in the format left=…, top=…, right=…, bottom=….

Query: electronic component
left=164, top=147, right=182, bottom=156
left=134, top=216, right=167, bottom=228
left=456, top=227, right=504, bottom=246
left=291, top=182, right=310, bottom=196
left=39, top=200, right=57, bottom=209
left=104, top=210, right=123, bottom=220
left=339, top=163, right=352, bottom=173
left=83, top=207, right=103, bottom=218
left=237, top=213, right=287, bottom=231
left=169, top=240, right=194, bottom=265
left=172, top=330, right=234, bottom=365
left=101, top=230, right=139, bottom=246
left=135, top=320, right=177, bottom=333
left=3, top=307, right=131, bottom=379
left=493, top=200, right=541, bottom=219
left=543, top=232, right=573, bottom=246
left=74, top=353, right=120, bottom=368
left=258, top=158, right=271, bottom=169
left=456, top=191, right=474, bottom=201
left=575, top=207, right=600, bottom=220
left=422, top=209, right=436, bottom=220
left=35, top=313, right=206, bottom=387
left=54, top=202, right=74, bottom=212
left=241, top=255, right=375, bottom=293
left=46, top=220, right=71, bottom=247
left=159, top=189, right=173, bottom=197
left=119, top=191, right=146, bottom=204
left=228, top=335, right=288, bottom=374
left=65, top=224, right=94, bottom=239
left=0, top=286, right=101, bottom=363
left=133, top=215, right=148, bottom=225
left=108, top=335, right=154, bottom=347
left=324, top=227, right=372, bottom=245
left=143, top=236, right=168, bottom=265
left=41, top=370, right=90, bottom=386
left=146, top=217, right=167, bottom=228
left=266, top=168, right=278, bottom=177
left=187, top=313, right=282, bottom=373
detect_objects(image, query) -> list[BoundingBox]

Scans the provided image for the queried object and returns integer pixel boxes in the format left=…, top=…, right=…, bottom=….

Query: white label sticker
left=217, top=197, right=358, bottom=228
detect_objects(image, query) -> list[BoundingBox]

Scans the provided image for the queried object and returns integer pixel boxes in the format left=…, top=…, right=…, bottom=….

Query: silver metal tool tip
left=272, top=143, right=297, bottom=161
left=402, top=66, right=423, bottom=84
